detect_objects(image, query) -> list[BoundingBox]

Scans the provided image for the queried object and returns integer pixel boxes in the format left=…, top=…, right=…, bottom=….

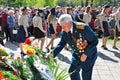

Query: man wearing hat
left=47, top=14, right=98, bottom=80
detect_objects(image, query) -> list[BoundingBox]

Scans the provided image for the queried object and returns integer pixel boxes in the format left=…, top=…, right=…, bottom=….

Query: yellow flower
left=23, top=45, right=29, bottom=50
left=29, top=48, right=35, bottom=53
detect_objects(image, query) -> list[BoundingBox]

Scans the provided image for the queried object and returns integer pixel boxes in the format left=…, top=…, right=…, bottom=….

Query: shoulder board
left=76, top=24, right=85, bottom=30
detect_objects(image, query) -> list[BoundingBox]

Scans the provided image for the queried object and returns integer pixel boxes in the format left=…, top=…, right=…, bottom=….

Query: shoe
left=101, top=45, right=108, bottom=50
left=51, top=47, right=54, bottom=49
left=21, top=52, right=26, bottom=59
left=46, top=47, right=50, bottom=53
left=21, top=52, right=26, bottom=56
left=103, top=47, right=108, bottom=50
left=101, top=45, right=104, bottom=48
left=112, top=46, right=118, bottom=50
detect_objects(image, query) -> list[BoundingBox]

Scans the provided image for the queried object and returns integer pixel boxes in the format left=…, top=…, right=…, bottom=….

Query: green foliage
left=0, top=47, right=72, bottom=80
left=26, top=54, right=45, bottom=80
left=0, top=0, right=57, bottom=8
left=57, top=0, right=67, bottom=7
left=45, top=0, right=57, bottom=7
left=48, top=52, right=72, bottom=80
left=11, top=59, right=32, bottom=80
left=2, top=71, right=21, bottom=80
left=0, top=0, right=120, bottom=7
left=26, top=49, right=72, bottom=80
left=0, top=48, right=9, bottom=56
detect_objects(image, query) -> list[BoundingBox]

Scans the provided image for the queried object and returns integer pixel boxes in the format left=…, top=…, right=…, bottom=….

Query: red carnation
left=0, top=56, right=2, bottom=60
left=24, top=38, right=31, bottom=45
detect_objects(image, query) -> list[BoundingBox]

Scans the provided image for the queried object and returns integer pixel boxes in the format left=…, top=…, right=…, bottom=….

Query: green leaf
left=2, top=71, right=21, bottom=80
left=0, top=48, right=9, bottom=56
left=56, top=68, right=67, bottom=79
left=53, top=63, right=60, bottom=78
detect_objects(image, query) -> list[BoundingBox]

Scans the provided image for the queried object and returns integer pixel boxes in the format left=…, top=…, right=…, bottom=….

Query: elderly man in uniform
left=47, top=14, right=98, bottom=80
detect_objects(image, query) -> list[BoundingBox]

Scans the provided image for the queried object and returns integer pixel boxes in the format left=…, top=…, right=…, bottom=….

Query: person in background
left=75, top=7, right=84, bottom=23
left=2, top=8, right=10, bottom=41
left=17, top=6, right=29, bottom=58
left=94, top=14, right=103, bottom=38
left=7, top=10, right=16, bottom=42
left=0, top=37, right=4, bottom=46
left=46, top=8, right=57, bottom=52
left=33, top=8, right=46, bottom=51
left=64, top=7, right=74, bottom=50
left=0, top=7, right=3, bottom=36
left=83, top=6, right=91, bottom=25
left=112, top=7, right=120, bottom=49
left=99, top=4, right=110, bottom=50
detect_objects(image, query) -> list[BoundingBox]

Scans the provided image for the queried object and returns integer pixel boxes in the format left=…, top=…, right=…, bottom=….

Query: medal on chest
left=76, top=33, right=88, bottom=53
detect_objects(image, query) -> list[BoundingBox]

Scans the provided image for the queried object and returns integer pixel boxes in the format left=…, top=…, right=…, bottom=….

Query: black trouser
left=0, top=25, right=4, bottom=36
left=3, top=26, right=10, bottom=41
left=0, top=37, right=4, bottom=46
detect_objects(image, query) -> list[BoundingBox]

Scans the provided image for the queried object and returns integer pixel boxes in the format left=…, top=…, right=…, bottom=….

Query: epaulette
left=76, top=24, right=85, bottom=30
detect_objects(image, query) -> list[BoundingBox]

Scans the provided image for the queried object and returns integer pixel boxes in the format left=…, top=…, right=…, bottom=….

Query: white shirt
left=33, top=15, right=44, bottom=32
left=83, top=12, right=91, bottom=24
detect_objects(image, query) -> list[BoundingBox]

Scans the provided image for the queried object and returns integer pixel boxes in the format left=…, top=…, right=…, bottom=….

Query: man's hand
left=46, top=53, right=51, bottom=59
left=80, top=54, right=87, bottom=62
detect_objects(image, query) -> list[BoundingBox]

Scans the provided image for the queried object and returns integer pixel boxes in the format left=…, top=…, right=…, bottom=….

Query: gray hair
left=58, top=14, right=73, bottom=24
left=8, top=10, right=14, bottom=14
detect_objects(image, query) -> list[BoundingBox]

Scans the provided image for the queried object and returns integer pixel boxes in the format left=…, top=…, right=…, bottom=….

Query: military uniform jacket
left=53, top=22, right=98, bottom=60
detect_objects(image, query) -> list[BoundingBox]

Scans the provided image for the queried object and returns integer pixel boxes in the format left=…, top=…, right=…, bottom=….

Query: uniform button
left=72, top=45, right=74, bottom=47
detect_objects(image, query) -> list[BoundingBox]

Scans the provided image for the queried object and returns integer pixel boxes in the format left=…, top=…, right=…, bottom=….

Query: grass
left=99, top=38, right=120, bottom=47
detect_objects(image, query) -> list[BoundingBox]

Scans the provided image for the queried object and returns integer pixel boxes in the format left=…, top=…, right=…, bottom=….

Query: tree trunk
left=81, top=0, right=84, bottom=7
left=85, top=0, right=89, bottom=6
left=114, top=0, right=116, bottom=6
left=90, top=0, right=94, bottom=7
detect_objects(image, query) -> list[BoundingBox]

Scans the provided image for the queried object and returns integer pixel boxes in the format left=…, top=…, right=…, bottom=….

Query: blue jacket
left=53, top=22, right=98, bottom=61
left=7, top=16, right=15, bottom=28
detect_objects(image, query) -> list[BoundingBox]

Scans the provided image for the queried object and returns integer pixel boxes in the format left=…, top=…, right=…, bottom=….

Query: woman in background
left=83, top=6, right=91, bottom=25
left=99, top=4, right=110, bottom=50
left=46, top=8, right=57, bottom=52
left=113, top=7, right=120, bottom=49
left=17, top=6, right=29, bottom=59
left=33, top=8, right=45, bottom=51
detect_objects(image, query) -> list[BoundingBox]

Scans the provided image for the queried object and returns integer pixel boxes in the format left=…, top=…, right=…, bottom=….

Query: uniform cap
left=103, top=4, right=110, bottom=8
left=21, top=6, right=29, bottom=11
left=38, top=8, right=44, bottom=13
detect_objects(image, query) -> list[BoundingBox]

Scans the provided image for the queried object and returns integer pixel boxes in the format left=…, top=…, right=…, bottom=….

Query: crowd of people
left=0, top=5, right=120, bottom=52
left=0, top=4, right=120, bottom=80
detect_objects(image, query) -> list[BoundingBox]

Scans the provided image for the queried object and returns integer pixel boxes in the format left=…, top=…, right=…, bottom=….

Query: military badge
left=76, top=24, right=85, bottom=30
left=76, top=34, right=88, bottom=53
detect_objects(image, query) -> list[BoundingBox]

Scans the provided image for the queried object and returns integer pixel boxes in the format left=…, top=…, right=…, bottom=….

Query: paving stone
left=96, top=66, right=109, bottom=70
left=100, top=75, right=114, bottom=80
left=98, top=70, right=112, bottom=75
left=92, top=75, right=101, bottom=80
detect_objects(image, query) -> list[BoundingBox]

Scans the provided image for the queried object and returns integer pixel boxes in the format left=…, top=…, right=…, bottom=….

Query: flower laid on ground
left=0, top=71, right=20, bottom=80
left=23, top=44, right=35, bottom=56
left=0, top=44, right=72, bottom=80
left=0, top=48, right=9, bottom=56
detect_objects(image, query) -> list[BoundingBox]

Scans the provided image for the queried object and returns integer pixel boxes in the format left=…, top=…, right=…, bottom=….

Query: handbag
left=12, top=28, right=18, bottom=34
